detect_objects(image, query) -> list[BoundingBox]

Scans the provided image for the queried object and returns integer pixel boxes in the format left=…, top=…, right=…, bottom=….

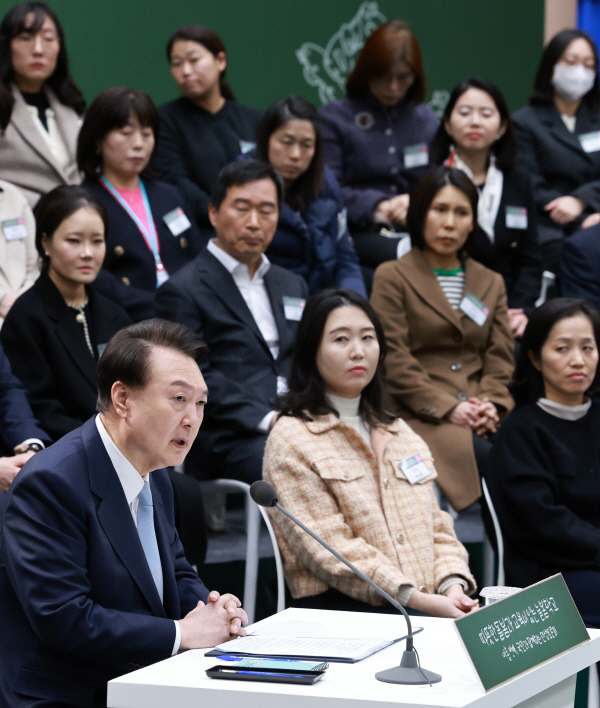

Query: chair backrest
left=481, top=477, right=505, bottom=587
left=203, top=478, right=285, bottom=624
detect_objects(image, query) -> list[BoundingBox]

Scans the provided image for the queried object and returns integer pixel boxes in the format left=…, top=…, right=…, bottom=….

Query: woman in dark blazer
left=430, top=78, right=541, bottom=338
left=0, top=2, right=83, bottom=207
left=0, top=186, right=130, bottom=442
left=512, top=29, right=600, bottom=273
left=78, top=87, right=202, bottom=298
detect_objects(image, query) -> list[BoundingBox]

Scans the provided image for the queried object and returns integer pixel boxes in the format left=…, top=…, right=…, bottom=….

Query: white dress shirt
left=208, top=240, right=287, bottom=430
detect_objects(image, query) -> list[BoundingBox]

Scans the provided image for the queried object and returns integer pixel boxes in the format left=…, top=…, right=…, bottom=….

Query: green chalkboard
left=0, top=0, right=544, bottom=114
left=455, top=575, right=590, bottom=691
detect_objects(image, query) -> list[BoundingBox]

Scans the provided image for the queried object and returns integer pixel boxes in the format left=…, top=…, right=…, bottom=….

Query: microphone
left=250, top=480, right=441, bottom=685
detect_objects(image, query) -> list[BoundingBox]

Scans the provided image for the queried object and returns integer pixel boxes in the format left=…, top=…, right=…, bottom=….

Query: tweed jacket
left=263, top=413, right=475, bottom=604
left=0, top=84, right=80, bottom=207
left=0, top=179, right=39, bottom=327
left=370, top=249, right=514, bottom=510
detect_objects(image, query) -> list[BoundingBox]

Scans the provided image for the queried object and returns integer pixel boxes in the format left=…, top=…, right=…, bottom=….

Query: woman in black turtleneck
left=0, top=1, right=83, bottom=207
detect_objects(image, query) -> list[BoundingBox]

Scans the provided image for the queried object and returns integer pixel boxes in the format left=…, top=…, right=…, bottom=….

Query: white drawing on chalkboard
left=295, top=1, right=386, bottom=104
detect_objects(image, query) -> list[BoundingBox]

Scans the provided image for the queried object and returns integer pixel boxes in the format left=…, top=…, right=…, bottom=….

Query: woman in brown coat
left=371, top=166, right=514, bottom=510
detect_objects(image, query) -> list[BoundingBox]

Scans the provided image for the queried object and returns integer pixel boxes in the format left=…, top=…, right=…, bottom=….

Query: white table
left=107, top=608, right=600, bottom=708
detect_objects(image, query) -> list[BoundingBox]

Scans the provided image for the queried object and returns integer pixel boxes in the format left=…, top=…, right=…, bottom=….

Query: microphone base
left=375, top=650, right=442, bottom=685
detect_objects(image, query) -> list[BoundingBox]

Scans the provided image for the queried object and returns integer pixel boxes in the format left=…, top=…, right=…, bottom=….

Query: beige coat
left=0, top=84, right=80, bottom=207
left=371, top=249, right=514, bottom=510
left=263, top=413, right=475, bottom=604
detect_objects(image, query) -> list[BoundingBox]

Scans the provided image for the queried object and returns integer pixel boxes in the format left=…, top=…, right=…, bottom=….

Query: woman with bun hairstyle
left=154, top=25, right=262, bottom=234
left=319, top=20, right=438, bottom=271
left=0, top=1, right=83, bottom=206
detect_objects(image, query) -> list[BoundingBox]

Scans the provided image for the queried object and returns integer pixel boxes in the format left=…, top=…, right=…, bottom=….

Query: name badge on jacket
left=578, top=131, right=600, bottom=154
left=2, top=218, right=28, bottom=241
left=283, top=296, right=305, bottom=321
left=404, top=143, right=429, bottom=168
left=505, top=206, right=528, bottom=230
left=399, top=454, right=431, bottom=484
left=460, top=292, right=489, bottom=326
left=163, top=207, right=191, bottom=236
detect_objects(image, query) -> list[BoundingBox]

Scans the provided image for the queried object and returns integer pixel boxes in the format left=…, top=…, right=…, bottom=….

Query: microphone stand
left=251, top=481, right=441, bottom=685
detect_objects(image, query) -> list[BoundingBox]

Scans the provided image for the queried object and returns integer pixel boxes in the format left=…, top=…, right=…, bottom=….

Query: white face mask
left=552, top=64, right=596, bottom=102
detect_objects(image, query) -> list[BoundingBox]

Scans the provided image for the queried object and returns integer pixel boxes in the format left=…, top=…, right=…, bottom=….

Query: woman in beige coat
left=264, top=288, right=476, bottom=617
left=371, top=166, right=514, bottom=510
left=0, top=3, right=83, bottom=207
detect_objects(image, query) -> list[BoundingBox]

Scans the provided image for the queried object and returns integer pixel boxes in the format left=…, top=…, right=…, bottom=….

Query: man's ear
left=111, top=381, right=129, bottom=418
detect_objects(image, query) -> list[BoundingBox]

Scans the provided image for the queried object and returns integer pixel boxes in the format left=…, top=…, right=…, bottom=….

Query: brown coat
left=0, top=85, right=80, bottom=207
left=371, top=249, right=514, bottom=510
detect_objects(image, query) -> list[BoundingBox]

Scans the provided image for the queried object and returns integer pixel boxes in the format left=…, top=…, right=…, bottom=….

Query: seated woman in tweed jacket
left=263, top=288, right=477, bottom=617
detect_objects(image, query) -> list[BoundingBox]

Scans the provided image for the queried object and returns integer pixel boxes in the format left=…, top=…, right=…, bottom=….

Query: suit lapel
left=402, top=250, right=462, bottom=330
left=541, top=103, right=599, bottom=163
left=264, top=269, right=289, bottom=359
left=152, top=488, right=180, bottom=619
left=37, top=274, right=98, bottom=390
left=84, top=419, right=167, bottom=617
left=198, top=251, right=273, bottom=356
left=9, top=85, right=69, bottom=180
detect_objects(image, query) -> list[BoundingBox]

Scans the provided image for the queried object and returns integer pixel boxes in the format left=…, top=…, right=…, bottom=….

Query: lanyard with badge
left=100, top=177, right=168, bottom=286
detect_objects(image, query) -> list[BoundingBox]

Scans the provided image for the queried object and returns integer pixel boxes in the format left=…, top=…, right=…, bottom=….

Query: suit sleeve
left=476, top=277, right=515, bottom=412
left=506, top=172, right=543, bottom=311
left=2, top=468, right=178, bottom=667
left=561, top=228, right=600, bottom=311
left=513, top=115, right=564, bottom=209
left=320, top=111, right=388, bottom=227
left=370, top=264, right=459, bottom=421
left=0, top=344, right=49, bottom=448
left=155, top=277, right=274, bottom=432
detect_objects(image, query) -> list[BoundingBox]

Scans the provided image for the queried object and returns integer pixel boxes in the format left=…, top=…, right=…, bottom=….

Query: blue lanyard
left=99, top=177, right=166, bottom=276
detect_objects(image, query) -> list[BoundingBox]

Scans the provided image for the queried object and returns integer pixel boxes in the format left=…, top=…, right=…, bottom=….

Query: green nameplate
left=455, top=574, right=590, bottom=691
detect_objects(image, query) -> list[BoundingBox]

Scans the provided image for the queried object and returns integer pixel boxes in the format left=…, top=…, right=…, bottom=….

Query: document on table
left=208, top=614, right=421, bottom=663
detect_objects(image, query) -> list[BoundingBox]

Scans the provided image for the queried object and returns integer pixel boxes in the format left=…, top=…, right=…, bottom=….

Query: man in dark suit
left=0, top=319, right=246, bottom=707
left=0, top=343, right=50, bottom=492
left=155, top=160, right=308, bottom=483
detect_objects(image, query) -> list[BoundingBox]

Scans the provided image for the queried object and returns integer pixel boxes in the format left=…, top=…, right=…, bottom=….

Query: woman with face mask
left=512, top=29, right=600, bottom=274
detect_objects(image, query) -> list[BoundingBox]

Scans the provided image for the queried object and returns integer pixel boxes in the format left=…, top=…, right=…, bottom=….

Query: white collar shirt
left=208, top=239, right=280, bottom=360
